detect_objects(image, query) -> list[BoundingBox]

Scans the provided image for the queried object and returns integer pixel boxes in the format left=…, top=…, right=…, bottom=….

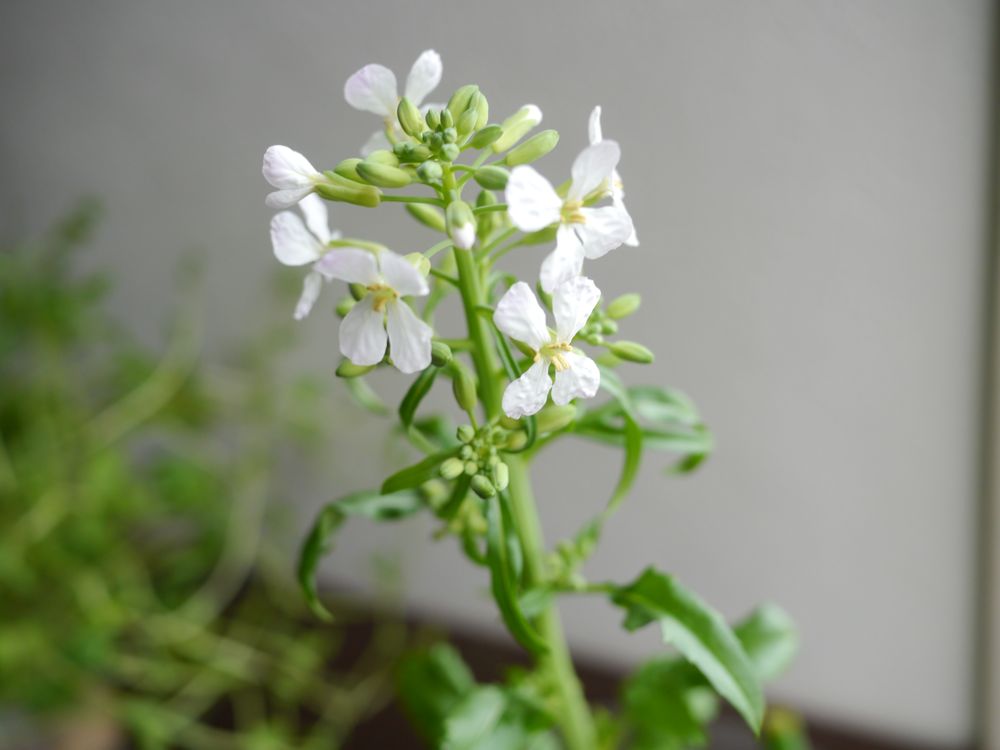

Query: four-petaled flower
left=263, top=145, right=325, bottom=210
left=589, top=106, right=638, bottom=247
left=344, top=50, right=443, bottom=156
left=494, top=277, right=602, bottom=419
left=320, top=248, right=433, bottom=374
left=505, top=141, right=635, bottom=294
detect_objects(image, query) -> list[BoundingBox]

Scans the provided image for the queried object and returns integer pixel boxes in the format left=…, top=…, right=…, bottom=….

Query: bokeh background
left=2, top=1, right=997, bottom=747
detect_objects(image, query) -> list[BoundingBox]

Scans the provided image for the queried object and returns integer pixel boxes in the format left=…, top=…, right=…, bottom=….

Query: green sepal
left=406, top=202, right=447, bottom=232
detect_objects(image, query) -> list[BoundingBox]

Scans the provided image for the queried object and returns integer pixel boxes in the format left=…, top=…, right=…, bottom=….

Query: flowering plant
left=267, top=51, right=798, bottom=749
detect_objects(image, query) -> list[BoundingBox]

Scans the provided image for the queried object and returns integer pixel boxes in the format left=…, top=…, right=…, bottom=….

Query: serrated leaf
left=611, top=568, right=764, bottom=734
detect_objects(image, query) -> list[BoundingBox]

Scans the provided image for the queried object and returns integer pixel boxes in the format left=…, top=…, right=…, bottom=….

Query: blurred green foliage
left=0, top=203, right=404, bottom=749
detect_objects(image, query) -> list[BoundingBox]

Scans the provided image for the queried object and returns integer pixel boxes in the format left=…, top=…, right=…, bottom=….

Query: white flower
left=344, top=50, right=443, bottom=156
left=315, top=247, right=433, bottom=374
left=263, top=145, right=325, bottom=209
left=270, top=194, right=344, bottom=320
left=589, top=106, right=638, bottom=247
left=505, top=142, right=635, bottom=293
left=493, top=277, right=602, bottom=419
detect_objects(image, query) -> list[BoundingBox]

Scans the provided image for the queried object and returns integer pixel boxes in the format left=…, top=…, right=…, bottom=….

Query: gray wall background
left=1, top=1, right=994, bottom=745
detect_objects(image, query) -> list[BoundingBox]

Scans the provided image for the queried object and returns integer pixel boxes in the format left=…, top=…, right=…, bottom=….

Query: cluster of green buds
left=572, top=292, right=655, bottom=364
left=440, top=423, right=510, bottom=499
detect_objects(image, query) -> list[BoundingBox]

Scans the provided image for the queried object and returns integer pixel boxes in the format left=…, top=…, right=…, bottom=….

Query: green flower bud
left=492, top=104, right=542, bottom=153
left=440, top=457, right=465, bottom=481
left=503, top=129, right=559, bottom=167
left=475, top=189, right=502, bottom=239
left=472, top=165, right=510, bottom=191
left=600, top=320, right=618, bottom=335
left=349, top=282, right=367, bottom=301
left=335, top=297, right=355, bottom=317
left=443, top=127, right=458, bottom=144
left=429, top=131, right=444, bottom=150
left=397, top=97, right=425, bottom=138
left=470, top=91, right=489, bottom=130
left=492, top=461, right=509, bottom=492
left=366, top=149, right=399, bottom=166
left=456, top=108, right=479, bottom=139
left=460, top=445, right=474, bottom=460
left=336, top=359, right=376, bottom=378
left=451, top=361, right=478, bottom=414
left=315, top=175, right=381, bottom=208
left=505, top=430, right=528, bottom=451
left=397, top=144, right=433, bottom=164
left=469, top=124, right=503, bottom=150
left=609, top=341, right=655, bottom=364
left=535, top=404, right=577, bottom=434
left=606, top=293, right=642, bottom=320
left=356, top=161, right=412, bottom=188
left=416, top=160, right=443, bottom=184
left=456, top=424, right=476, bottom=443
left=446, top=201, right=476, bottom=250
left=404, top=252, right=430, bottom=277
left=464, top=460, right=479, bottom=476
left=431, top=341, right=453, bottom=368
left=332, top=159, right=365, bottom=183
left=440, top=143, right=461, bottom=162
left=406, top=202, right=446, bottom=232
left=471, top=474, right=497, bottom=499
left=440, top=107, right=455, bottom=129
left=596, top=351, right=622, bottom=368
left=446, top=85, right=478, bottom=121
left=425, top=109, right=441, bottom=130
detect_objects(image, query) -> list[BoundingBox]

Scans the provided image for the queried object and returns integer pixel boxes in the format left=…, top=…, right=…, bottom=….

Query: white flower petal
left=553, top=276, right=601, bottom=342
left=576, top=204, right=634, bottom=259
left=539, top=226, right=586, bottom=293
left=568, top=141, right=620, bottom=202
left=552, top=352, right=600, bottom=405
left=505, top=166, right=562, bottom=232
left=339, top=295, right=387, bottom=366
left=314, top=247, right=380, bottom=285
left=294, top=270, right=324, bottom=320
left=502, top=360, right=552, bottom=419
left=270, top=211, right=323, bottom=266
left=386, top=299, right=433, bottom=374
left=262, top=145, right=319, bottom=189
left=404, top=50, right=442, bottom=106
left=494, top=282, right=549, bottom=351
left=378, top=249, right=429, bottom=297
left=612, top=191, right=639, bottom=246
left=344, top=63, right=398, bottom=116
left=265, top=186, right=314, bottom=210
left=360, top=129, right=393, bottom=157
left=299, top=193, right=331, bottom=244
left=588, top=105, right=603, bottom=145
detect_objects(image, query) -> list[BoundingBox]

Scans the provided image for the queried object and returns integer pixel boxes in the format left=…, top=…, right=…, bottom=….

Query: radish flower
left=494, top=277, right=602, bottom=419
left=270, top=194, right=342, bottom=320
left=589, top=106, right=638, bottom=247
left=263, top=145, right=326, bottom=210
left=344, top=50, right=443, bottom=156
left=505, top=142, right=635, bottom=293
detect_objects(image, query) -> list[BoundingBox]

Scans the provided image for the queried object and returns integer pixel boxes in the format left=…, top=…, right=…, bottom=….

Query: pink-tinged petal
left=567, top=141, right=620, bottom=202
left=299, top=193, right=331, bottom=244
left=360, top=129, right=393, bottom=157
left=314, top=247, right=380, bottom=285
left=271, top=211, right=323, bottom=266
left=505, top=166, right=562, bottom=232
left=386, top=299, right=433, bottom=374
left=344, top=63, right=398, bottom=116
left=339, top=295, right=387, bottom=366
left=262, top=145, right=319, bottom=189
left=502, top=361, right=552, bottom=419
left=404, top=50, right=442, bottom=106
left=576, top=204, right=634, bottom=259
left=553, top=276, right=601, bottom=343
left=551, top=352, right=600, bottom=405
left=379, top=250, right=429, bottom=297
left=588, top=105, right=603, bottom=145
left=494, top=282, right=549, bottom=351
left=265, top=186, right=314, bottom=210
left=294, top=270, right=324, bottom=320
left=539, top=226, right=585, bottom=293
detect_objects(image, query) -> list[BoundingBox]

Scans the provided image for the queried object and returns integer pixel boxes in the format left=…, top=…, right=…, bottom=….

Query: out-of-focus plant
left=0, top=203, right=406, bottom=749
left=279, top=51, right=803, bottom=748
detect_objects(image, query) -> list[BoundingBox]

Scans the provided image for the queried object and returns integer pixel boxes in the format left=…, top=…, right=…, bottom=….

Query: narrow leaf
left=381, top=446, right=460, bottom=494
left=399, top=365, right=439, bottom=428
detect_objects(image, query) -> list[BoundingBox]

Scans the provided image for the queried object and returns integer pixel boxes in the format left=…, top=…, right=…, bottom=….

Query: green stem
left=380, top=195, right=444, bottom=206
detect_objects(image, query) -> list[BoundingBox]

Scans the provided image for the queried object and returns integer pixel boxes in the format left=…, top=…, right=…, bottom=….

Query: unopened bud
left=446, top=201, right=476, bottom=250
left=456, top=424, right=476, bottom=443
left=469, top=124, right=503, bottom=149
left=609, top=341, right=655, bottom=364
left=404, top=252, right=430, bottom=277
left=492, top=461, right=509, bottom=492
left=503, top=129, right=559, bottom=167
left=333, top=159, right=365, bottom=183
left=349, top=283, right=367, bottom=301
left=356, top=160, right=412, bottom=188
left=397, top=144, right=433, bottom=164
left=505, top=430, right=528, bottom=451
left=440, top=457, right=465, bottom=481
left=446, top=85, right=478, bottom=121
left=473, top=165, right=510, bottom=191
left=425, top=109, right=441, bottom=130
left=442, top=127, right=457, bottom=144
left=471, top=474, right=496, bottom=499
left=470, top=91, right=489, bottom=130
left=535, top=404, right=577, bottom=434
left=406, top=202, right=446, bottom=231
left=600, top=320, right=618, bottom=335
left=416, top=161, right=443, bottom=184
left=606, top=293, right=641, bottom=320
left=492, top=104, right=543, bottom=153
left=397, top=97, right=425, bottom=138
left=440, top=143, right=460, bottom=162
left=440, top=107, right=455, bottom=129
left=366, top=149, right=399, bottom=166
left=315, top=175, right=381, bottom=208
left=335, top=297, right=355, bottom=317
left=464, top=460, right=478, bottom=476
left=431, top=341, right=453, bottom=367
left=451, top=361, right=478, bottom=414
left=456, top=108, right=479, bottom=139
left=336, top=359, right=375, bottom=378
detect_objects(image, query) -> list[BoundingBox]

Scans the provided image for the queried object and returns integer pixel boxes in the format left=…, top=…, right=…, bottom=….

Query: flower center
left=561, top=200, right=587, bottom=225
left=368, top=284, right=398, bottom=312
left=536, top=341, right=574, bottom=371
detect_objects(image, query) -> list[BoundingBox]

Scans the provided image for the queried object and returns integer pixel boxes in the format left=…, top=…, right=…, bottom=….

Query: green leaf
left=623, top=657, right=717, bottom=750
left=485, top=495, right=548, bottom=655
left=629, top=385, right=700, bottom=426
left=297, top=489, right=423, bottom=620
left=610, top=568, right=764, bottom=734
left=734, top=604, right=798, bottom=683
left=381, top=446, right=460, bottom=494
left=399, top=365, right=438, bottom=428
left=442, top=686, right=507, bottom=750
left=398, top=644, right=476, bottom=744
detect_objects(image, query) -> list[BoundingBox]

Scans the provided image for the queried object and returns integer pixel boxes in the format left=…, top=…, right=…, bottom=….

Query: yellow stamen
left=561, top=200, right=586, bottom=225
left=367, top=283, right=398, bottom=312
